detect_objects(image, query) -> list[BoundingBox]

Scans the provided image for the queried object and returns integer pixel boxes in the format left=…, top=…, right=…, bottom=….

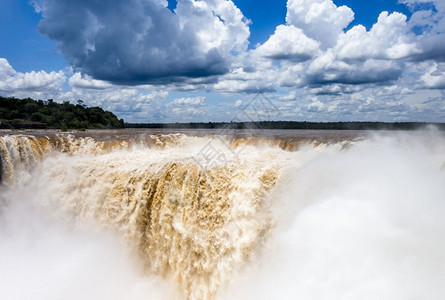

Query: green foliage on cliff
left=0, top=96, right=124, bottom=129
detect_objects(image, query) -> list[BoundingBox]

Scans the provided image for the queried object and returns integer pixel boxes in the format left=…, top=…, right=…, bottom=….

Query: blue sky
left=0, top=0, right=444, bottom=122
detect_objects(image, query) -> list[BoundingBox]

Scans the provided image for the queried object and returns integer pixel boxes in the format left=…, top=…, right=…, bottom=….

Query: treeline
left=126, top=121, right=445, bottom=130
left=0, top=96, right=124, bottom=130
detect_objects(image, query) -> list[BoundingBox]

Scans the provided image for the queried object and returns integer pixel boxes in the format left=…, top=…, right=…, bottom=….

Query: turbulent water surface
left=1, top=128, right=445, bottom=300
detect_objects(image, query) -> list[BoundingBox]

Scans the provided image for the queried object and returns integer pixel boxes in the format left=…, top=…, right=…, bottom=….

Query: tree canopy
left=0, top=96, right=124, bottom=130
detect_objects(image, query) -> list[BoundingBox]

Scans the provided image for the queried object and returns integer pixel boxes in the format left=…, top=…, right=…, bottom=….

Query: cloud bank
left=244, top=0, right=445, bottom=94
left=33, top=0, right=445, bottom=94
left=0, top=58, right=65, bottom=98
left=37, top=0, right=250, bottom=85
left=2, top=0, right=445, bottom=122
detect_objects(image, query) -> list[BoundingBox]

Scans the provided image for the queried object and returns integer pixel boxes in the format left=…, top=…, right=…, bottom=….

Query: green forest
left=0, top=96, right=124, bottom=130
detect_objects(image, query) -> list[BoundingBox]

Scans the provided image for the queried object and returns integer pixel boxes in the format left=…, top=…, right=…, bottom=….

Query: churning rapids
left=1, top=129, right=445, bottom=300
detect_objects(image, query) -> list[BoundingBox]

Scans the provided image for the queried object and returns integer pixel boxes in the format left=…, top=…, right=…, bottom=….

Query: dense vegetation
left=126, top=121, right=445, bottom=130
left=0, top=96, right=124, bottom=130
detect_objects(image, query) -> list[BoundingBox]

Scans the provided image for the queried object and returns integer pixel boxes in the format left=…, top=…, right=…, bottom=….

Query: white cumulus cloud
left=0, top=58, right=66, bottom=96
left=37, top=0, right=250, bottom=85
left=255, top=25, right=320, bottom=61
left=286, top=0, right=354, bottom=48
left=335, top=12, right=420, bottom=61
left=68, top=72, right=112, bottom=90
left=168, top=96, right=206, bottom=106
left=421, top=62, right=445, bottom=89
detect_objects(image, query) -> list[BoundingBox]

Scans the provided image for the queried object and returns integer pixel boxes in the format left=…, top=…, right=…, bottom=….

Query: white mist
left=0, top=183, right=178, bottom=300
left=223, top=131, right=445, bottom=299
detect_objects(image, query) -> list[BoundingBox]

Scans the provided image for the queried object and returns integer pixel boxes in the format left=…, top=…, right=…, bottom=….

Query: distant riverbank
left=125, top=121, right=445, bottom=130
